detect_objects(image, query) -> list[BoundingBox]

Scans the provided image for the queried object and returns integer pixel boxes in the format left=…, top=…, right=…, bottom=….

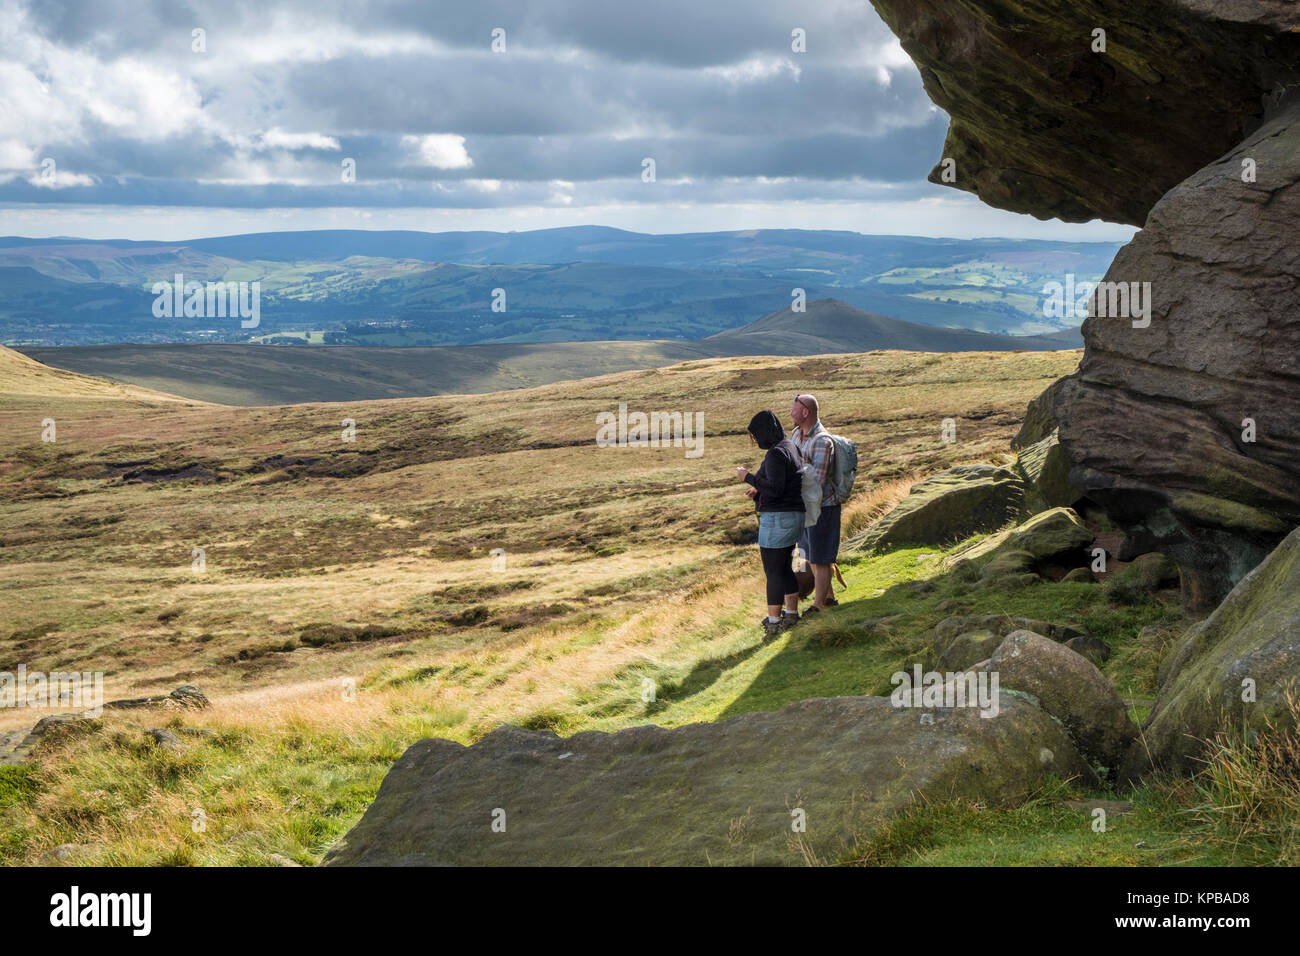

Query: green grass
left=840, top=779, right=1221, bottom=866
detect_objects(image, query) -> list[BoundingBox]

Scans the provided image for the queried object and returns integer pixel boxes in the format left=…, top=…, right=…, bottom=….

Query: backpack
left=826, top=433, right=858, bottom=502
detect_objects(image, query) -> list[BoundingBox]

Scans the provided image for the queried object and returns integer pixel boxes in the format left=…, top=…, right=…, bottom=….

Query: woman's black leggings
left=759, top=545, right=798, bottom=606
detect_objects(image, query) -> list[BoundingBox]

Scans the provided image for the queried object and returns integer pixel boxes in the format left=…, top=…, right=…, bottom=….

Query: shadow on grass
left=644, top=640, right=767, bottom=716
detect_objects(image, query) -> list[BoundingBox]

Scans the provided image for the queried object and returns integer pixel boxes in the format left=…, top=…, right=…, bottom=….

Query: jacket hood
left=747, top=410, right=786, bottom=450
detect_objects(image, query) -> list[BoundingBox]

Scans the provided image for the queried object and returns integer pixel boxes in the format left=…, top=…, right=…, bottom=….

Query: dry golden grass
left=0, top=346, right=1084, bottom=864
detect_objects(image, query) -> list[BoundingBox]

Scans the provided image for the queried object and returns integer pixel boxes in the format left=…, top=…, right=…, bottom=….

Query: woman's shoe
left=762, top=617, right=783, bottom=641
left=778, top=610, right=800, bottom=632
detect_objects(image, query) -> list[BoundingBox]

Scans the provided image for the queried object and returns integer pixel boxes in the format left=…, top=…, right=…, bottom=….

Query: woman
left=735, top=410, right=806, bottom=640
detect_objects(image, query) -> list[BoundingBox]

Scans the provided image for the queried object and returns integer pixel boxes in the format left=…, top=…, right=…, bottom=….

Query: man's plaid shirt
left=793, top=419, right=838, bottom=507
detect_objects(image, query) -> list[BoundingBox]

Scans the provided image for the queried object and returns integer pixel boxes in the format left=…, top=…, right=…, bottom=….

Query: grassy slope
left=17, top=340, right=716, bottom=405
left=0, top=347, right=1280, bottom=865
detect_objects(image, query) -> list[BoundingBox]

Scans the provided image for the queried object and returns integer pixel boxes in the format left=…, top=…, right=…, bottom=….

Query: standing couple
left=735, top=393, right=842, bottom=640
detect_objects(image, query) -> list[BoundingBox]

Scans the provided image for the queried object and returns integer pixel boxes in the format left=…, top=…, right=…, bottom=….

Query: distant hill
left=19, top=300, right=1080, bottom=405
left=0, top=344, right=197, bottom=404
left=705, top=299, right=1081, bottom=354
left=0, top=226, right=1120, bottom=346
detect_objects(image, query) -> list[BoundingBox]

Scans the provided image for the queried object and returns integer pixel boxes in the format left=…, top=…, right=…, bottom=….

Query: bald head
left=792, top=393, right=819, bottom=430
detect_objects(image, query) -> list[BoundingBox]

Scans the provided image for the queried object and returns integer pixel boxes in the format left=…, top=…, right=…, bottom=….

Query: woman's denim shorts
left=757, top=510, right=804, bottom=549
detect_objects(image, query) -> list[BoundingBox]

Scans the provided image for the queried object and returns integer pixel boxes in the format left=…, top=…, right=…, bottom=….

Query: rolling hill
left=705, top=298, right=1081, bottom=355
left=18, top=300, right=1081, bottom=404
left=0, top=227, right=1121, bottom=346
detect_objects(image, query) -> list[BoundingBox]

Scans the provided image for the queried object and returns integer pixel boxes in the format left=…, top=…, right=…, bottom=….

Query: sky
left=0, top=0, right=1137, bottom=242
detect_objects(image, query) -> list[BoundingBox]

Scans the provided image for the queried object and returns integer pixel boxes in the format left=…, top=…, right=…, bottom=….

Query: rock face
left=869, top=1, right=1300, bottom=610
left=1121, top=526, right=1300, bottom=784
left=323, top=694, right=1091, bottom=866
left=988, top=630, right=1138, bottom=774
left=867, top=0, right=1300, bottom=224
left=845, top=464, right=1025, bottom=553
left=1055, top=98, right=1300, bottom=609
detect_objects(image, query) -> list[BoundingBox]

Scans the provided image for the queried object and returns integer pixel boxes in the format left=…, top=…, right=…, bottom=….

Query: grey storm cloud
left=2, top=0, right=943, bottom=208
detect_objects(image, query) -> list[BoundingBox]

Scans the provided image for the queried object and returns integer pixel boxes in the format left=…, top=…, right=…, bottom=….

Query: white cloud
left=703, top=56, right=801, bottom=85
left=402, top=133, right=474, bottom=169
left=28, top=168, right=95, bottom=188
left=258, top=128, right=341, bottom=151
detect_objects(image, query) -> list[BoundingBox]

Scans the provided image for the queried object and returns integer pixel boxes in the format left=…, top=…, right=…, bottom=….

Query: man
left=791, top=393, right=840, bottom=613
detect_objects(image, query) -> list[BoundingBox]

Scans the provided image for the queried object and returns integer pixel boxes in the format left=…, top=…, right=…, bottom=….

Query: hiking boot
left=761, top=617, right=783, bottom=640
left=778, top=610, right=800, bottom=632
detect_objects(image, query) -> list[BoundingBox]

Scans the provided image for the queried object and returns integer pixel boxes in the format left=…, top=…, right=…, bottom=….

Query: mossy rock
left=922, top=614, right=1088, bottom=671
left=323, top=694, right=1093, bottom=866
left=845, top=464, right=1025, bottom=553
left=947, top=507, right=1093, bottom=576
left=1103, top=552, right=1181, bottom=605
left=937, top=629, right=1003, bottom=672
left=1064, top=634, right=1112, bottom=666
left=990, top=630, right=1137, bottom=777
left=1121, top=527, right=1300, bottom=784
left=979, top=549, right=1037, bottom=581
left=1014, top=430, right=1084, bottom=513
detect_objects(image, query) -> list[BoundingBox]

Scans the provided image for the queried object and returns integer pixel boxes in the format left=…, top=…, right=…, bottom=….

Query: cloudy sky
left=0, top=0, right=1136, bottom=241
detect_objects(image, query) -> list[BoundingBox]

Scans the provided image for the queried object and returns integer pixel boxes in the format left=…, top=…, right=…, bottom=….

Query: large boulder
left=1121, top=526, right=1300, bottom=784
left=846, top=464, right=1025, bottom=553
left=1015, top=431, right=1084, bottom=511
left=323, top=694, right=1092, bottom=866
left=945, top=507, right=1093, bottom=575
left=989, top=630, right=1138, bottom=775
left=868, top=1, right=1300, bottom=610
left=867, top=0, right=1300, bottom=224
left=1054, top=98, right=1300, bottom=609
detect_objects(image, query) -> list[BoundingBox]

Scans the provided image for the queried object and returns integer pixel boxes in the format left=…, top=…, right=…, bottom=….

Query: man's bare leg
left=811, top=563, right=832, bottom=608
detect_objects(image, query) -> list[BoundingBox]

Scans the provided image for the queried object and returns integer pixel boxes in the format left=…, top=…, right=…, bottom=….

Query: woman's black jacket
left=743, top=410, right=805, bottom=513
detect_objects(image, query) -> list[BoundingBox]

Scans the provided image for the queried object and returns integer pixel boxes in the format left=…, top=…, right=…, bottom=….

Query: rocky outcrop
left=1055, top=98, right=1300, bottom=608
left=869, top=1, right=1300, bottom=609
left=323, top=693, right=1092, bottom=866
left=845, top=464, right=1025, bottom=553
left=1121, top=526, right=1300, bottom=784
left=988, top=630, right=1138, bottom=774
left=867, top=1, right=1300, bottom=224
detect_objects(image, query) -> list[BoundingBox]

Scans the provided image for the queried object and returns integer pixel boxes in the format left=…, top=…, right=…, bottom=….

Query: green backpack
left=827, top=433, right=858, bottom=501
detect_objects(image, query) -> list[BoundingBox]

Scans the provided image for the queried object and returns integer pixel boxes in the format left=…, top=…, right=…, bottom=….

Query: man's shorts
left=799, top=504, right=841, bottom=565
